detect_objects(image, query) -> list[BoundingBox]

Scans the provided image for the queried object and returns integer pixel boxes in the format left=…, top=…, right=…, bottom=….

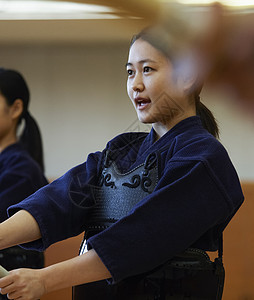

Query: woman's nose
left=132, top=74, right=144, bottom=92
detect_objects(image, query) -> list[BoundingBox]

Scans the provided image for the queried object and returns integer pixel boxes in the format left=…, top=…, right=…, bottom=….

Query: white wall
left=0, top=43, right=253, bottom=180
left=202, top=88, right=254, bottom=181
left=0, top=43, right=138, bottom=178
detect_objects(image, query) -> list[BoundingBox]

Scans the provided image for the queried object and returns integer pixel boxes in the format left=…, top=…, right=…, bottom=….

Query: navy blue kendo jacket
left=8, top=116, right=244, bottom=283
left=0, top=143, right=48, bottom=223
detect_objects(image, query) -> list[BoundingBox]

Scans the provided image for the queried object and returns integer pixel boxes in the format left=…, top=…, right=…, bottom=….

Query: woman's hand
left=0, top=249, right=111, bottom=299
left=0, top=268, right=46, bottom=300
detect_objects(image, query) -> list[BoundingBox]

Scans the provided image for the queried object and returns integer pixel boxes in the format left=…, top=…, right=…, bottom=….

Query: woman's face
left=0, top=93, right=14, bottom=143
left=127, top=39, right=194, bottom=130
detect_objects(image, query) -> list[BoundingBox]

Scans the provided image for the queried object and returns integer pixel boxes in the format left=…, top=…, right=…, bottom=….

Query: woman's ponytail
left=20, top=111, right=45, bottom=172
left=196, top=96, right=219, bottom=138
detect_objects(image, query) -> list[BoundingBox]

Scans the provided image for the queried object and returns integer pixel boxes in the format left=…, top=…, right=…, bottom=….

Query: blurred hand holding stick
left=193, top=3, right=254, bottom=111
left=161, top=2, right=254, bottom=111
left=121, top=0, right=254, bottom=112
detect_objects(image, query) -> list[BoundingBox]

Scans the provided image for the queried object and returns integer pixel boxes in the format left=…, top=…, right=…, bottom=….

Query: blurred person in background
left=0, top=68, right=48, bottom=299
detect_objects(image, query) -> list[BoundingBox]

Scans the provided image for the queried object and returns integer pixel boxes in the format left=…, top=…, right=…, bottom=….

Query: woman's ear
left=10, top=99, right=24, bottom=120
left=174, top=54, right=199, bottom=94
left=182, top=73, right=197, bottom=93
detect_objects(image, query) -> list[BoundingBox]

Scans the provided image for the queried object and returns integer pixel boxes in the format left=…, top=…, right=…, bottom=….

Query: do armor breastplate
left=75, top=150, right=225, bottom=300
left=79, top=151, right=158, bottom=255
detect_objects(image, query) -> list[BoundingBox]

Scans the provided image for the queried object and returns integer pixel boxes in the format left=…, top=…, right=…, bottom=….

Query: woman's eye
left=143, top=66, right=153, bottom=73
left=127, top=69, right=134, bottom=76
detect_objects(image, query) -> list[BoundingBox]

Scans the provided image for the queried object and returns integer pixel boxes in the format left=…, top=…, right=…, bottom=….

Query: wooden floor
left=41, top=182, right=254, bottom=300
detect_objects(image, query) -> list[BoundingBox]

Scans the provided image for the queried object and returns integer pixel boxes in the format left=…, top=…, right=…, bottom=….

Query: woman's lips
left=135, top=97, right=151, bottom=110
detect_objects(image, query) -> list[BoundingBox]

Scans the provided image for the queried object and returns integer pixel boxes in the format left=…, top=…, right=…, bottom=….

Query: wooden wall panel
left=222, top=182, right=254, bottom=300
left=41, top=182, right=254, bottom=300
left=41, top=234, right=83, bottom=300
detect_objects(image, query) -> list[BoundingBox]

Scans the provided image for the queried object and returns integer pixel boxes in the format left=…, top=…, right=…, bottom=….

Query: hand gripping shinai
left=0, top=265, right=9, bottom=278
left=0, top=265, right=40, bottom=299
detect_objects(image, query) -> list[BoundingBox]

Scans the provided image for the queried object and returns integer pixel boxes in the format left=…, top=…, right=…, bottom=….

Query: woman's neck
left=152, top=110, right=196, bottom=140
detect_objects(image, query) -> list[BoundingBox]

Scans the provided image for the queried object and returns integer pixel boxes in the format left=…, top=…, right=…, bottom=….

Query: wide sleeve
left=0, top=172, right=34, bottom=222
left=88, top=157, right=244, bottom=283
left=7, top=151, right=103, bottom=251
left=0, top=158, right=47, bottom=223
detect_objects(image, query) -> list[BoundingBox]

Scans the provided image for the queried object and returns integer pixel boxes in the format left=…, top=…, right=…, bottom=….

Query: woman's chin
left=138, top=117, right=153, bottom=124
left=137, top=113, right=154, bottom=124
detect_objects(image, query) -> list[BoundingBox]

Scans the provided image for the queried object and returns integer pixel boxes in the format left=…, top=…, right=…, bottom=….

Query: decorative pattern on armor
left=79, top=151, right=158, bottom=254
left=121, top=153, right=157, bottom=193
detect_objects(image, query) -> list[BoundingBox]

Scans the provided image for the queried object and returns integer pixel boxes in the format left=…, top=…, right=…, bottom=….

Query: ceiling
left=0, top=0, right=253, bottom=45
left=0, top=18, right=150, bottom=44
left=0, top=0, right=157, bottom=44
